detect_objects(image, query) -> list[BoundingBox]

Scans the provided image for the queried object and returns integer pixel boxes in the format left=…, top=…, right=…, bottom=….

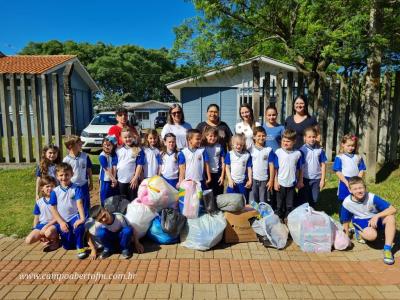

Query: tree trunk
left=364, top=0, right=383, bottom=183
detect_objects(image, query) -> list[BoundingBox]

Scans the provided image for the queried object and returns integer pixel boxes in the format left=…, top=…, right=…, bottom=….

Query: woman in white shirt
left=161, top=104, right=192, bottom=150
left=235, top=103, right=260, bottom=149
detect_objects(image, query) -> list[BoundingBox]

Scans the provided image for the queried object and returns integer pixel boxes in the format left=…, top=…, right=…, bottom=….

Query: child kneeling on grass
left=26, top=176, right=59, bottom=251
left=341, top=176, right=397, bottom=265
left=88, top=205, right=144, bottom=260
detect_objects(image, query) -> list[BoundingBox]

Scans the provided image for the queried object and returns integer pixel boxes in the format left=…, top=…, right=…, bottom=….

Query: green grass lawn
left=1, top=160, right=399, bottom=237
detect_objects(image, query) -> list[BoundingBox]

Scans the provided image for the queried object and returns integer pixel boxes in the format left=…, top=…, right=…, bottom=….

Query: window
left=158, top=111, right=167, bottom=117
left=91, top=114, right=117, bottom=125
left=134, top=111, right=150, bottom=121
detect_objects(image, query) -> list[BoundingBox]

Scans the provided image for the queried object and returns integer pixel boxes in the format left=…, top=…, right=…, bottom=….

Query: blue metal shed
left=166, top=55, right=299, bottom=131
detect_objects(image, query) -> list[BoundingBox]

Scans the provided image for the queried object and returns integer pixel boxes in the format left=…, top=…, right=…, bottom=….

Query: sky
left=1, top=0, right=197, bottom=55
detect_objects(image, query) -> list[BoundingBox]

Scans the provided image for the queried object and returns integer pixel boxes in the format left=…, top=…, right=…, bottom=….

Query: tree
left=93, top=91, right=128, bottom=112
left=19, top=41, right=194, bottom=102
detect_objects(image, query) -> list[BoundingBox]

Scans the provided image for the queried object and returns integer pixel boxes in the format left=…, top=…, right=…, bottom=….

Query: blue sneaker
left=383, top=249, right=395, bottom=265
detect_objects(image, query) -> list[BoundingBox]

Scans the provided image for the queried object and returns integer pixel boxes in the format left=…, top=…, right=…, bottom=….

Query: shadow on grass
left=315, top=187, right=340, bottom=217
left=376, top=162, right=399, bottom=184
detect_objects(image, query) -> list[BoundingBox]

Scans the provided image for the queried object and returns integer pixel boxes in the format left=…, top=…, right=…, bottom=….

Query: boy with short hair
left=341, top=176, right=396, bottom=265
left=249, top=126, right=275, bottom=203
left=298, top=127, right=327, bottom=206
left=50, top=163, right=87, bottom=259
left=274, top=129, right=304, bottom=220
left=108, top=107, right=139, bottom=146
left=63, top=135, right=93, bottom=216
left=88, top=205, right=144, bottom=259
left=178, top=129, right=211, bottom=188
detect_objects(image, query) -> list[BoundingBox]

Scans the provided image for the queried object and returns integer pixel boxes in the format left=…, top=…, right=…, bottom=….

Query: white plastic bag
left=178, top=180, right=202, bottom=218
left=288, top=203, right=334, bottom=253
left=180, top=212, right=227, bottom=251
left=299, top=210, right=333, bottom=253
left=137, top=176, right=178, bottom=211
left=125, top=199, right=158, bottom=238
left=252, top=214, right=288, bottom=249
left=287, top=203, right=310, bottom=245
left=216, top=193, right=244, bottom=212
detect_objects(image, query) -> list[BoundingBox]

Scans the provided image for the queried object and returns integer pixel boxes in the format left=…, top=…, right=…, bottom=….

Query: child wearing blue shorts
left=341, top=176, right=396, bottom=265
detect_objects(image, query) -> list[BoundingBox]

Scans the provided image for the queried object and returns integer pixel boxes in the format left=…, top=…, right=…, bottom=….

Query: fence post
left=263, top=72, right=271, bottom=119
left=52, top=73, right=63, bottom=158
left=349, top=73, right=359, bottom=133
left=286, top=72, right=294, bottom=121
left=0, top=74, right=12, bottom=162
left=297, top=72, right=304, bottom=96
left=275, top=72, right=283, bottom=123
left=63, top=63, right=75, bottom=135
left=326, top=75, right=337, bottom=161
left=336, top=75, right=348, bottom=154
left=252, top=60, right=260, bottom=123
left=41, top=74, right=52, bottom=145
left=10, top=74, right=23, bottom=163
left=389, top=71, right=400, bottom=162
left=20, top=74, right=33, bottom=162
left=377, top=72, right=391, bottom=164
left=31, top=75, right=42, bottom=163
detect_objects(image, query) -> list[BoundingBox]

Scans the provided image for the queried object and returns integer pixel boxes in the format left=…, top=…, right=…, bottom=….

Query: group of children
left=27, top=107, right=397, bottom=264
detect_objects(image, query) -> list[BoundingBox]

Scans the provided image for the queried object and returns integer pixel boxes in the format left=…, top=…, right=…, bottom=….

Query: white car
left=80, top=111, right=141, bottom=152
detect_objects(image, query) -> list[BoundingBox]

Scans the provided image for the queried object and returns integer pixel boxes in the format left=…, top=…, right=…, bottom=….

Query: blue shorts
left=161, top=176, right=179, bottom=189
left=34, top=223, right=47, bottom=230
left=352, top=217, right=385, bottom=232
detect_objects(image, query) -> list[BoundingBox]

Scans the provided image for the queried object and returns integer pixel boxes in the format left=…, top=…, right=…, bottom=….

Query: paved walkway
left=0, top=234, right=400, bottom=299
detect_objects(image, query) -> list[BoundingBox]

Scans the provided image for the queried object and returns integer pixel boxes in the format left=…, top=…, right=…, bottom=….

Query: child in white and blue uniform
left=160, top=133, right=180, bottom=188
left=178, top=129, right=211, bottom=189
left=49, top=163, right=87, bottom=259
left=63, top=135, right=93, bottom=216
left=225, top=134, right=253, bottom=202
left=117, top=127, right=144, bottom=201
left=26, top=176, right=59, bottom=248
left=340, top=176, right=396, bottom=265
left=143, top=129, right=162, bottom=178
left=332, top=134, right=366, bottom=202
left=99, top=135, right=119, bottom=206
left=273, top=129, right=304, bottom=220
left=202, top=127, right=226, bottom=196
left=249, top=126, right=275, bottom=203
left=298, top=127, right=327, bottom=205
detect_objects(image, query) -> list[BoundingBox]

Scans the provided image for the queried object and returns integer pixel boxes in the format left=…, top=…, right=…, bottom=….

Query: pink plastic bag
left=330, top=218, right=351, bottom=251
left=178, top=180, right=202, bottom=219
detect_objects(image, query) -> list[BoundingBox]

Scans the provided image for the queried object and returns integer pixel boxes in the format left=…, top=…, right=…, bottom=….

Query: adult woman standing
left=285, top=95, right=319, bottom=149
left=196, top=104, right=233, bottom=148
left=235, top=103, right=260, bottom=149
left=161, top=104, right=192, bottom=150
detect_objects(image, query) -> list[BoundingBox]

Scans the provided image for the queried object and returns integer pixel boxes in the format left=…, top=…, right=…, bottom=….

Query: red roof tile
left=0, top=55, right=76, bottom=74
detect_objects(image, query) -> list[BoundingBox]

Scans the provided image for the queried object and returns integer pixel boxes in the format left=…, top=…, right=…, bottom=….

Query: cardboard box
left=224, top=207, right=259, bottom=243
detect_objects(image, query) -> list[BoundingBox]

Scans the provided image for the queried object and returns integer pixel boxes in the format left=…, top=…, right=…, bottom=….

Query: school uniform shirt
left=35, top=164, right=57, bottom=179
left=332, top=153, right=366, bottom=177
left=161, top=122, right=192, bottom=150
left=160, top=152, right=179, bottom=180
left=263, top=124, right=285, bottom=152
left=300, top=144, right=328, bottom=180
left=235, top=121, right=261, bottom=149
left=63, top=152, right=93, bottom=186
left=89, top=213, right=129, bottom=234
left=116, top=146, right=145, bottom=184
left=249, top=145, right=275, bottom=181
left=33, top=197, right=53, bottom=225
left=273, top=148, right=303, bottom=187
left=143, top=147, right=161, bottom=178
left=99, top=152, right=118, bottom=182
left=206, top=144, right=226, bottom=174
left=178, top=147, right=209, bottom=182
left=340, top=192, right=390, bottom=222
left=225, top=150, right=252, bottom=184
left=49, top=184, right=83, bottom=222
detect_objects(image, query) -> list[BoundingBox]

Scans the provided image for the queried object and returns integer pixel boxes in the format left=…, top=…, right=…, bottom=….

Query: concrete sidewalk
left=0, top=234, right=399, bottom=299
